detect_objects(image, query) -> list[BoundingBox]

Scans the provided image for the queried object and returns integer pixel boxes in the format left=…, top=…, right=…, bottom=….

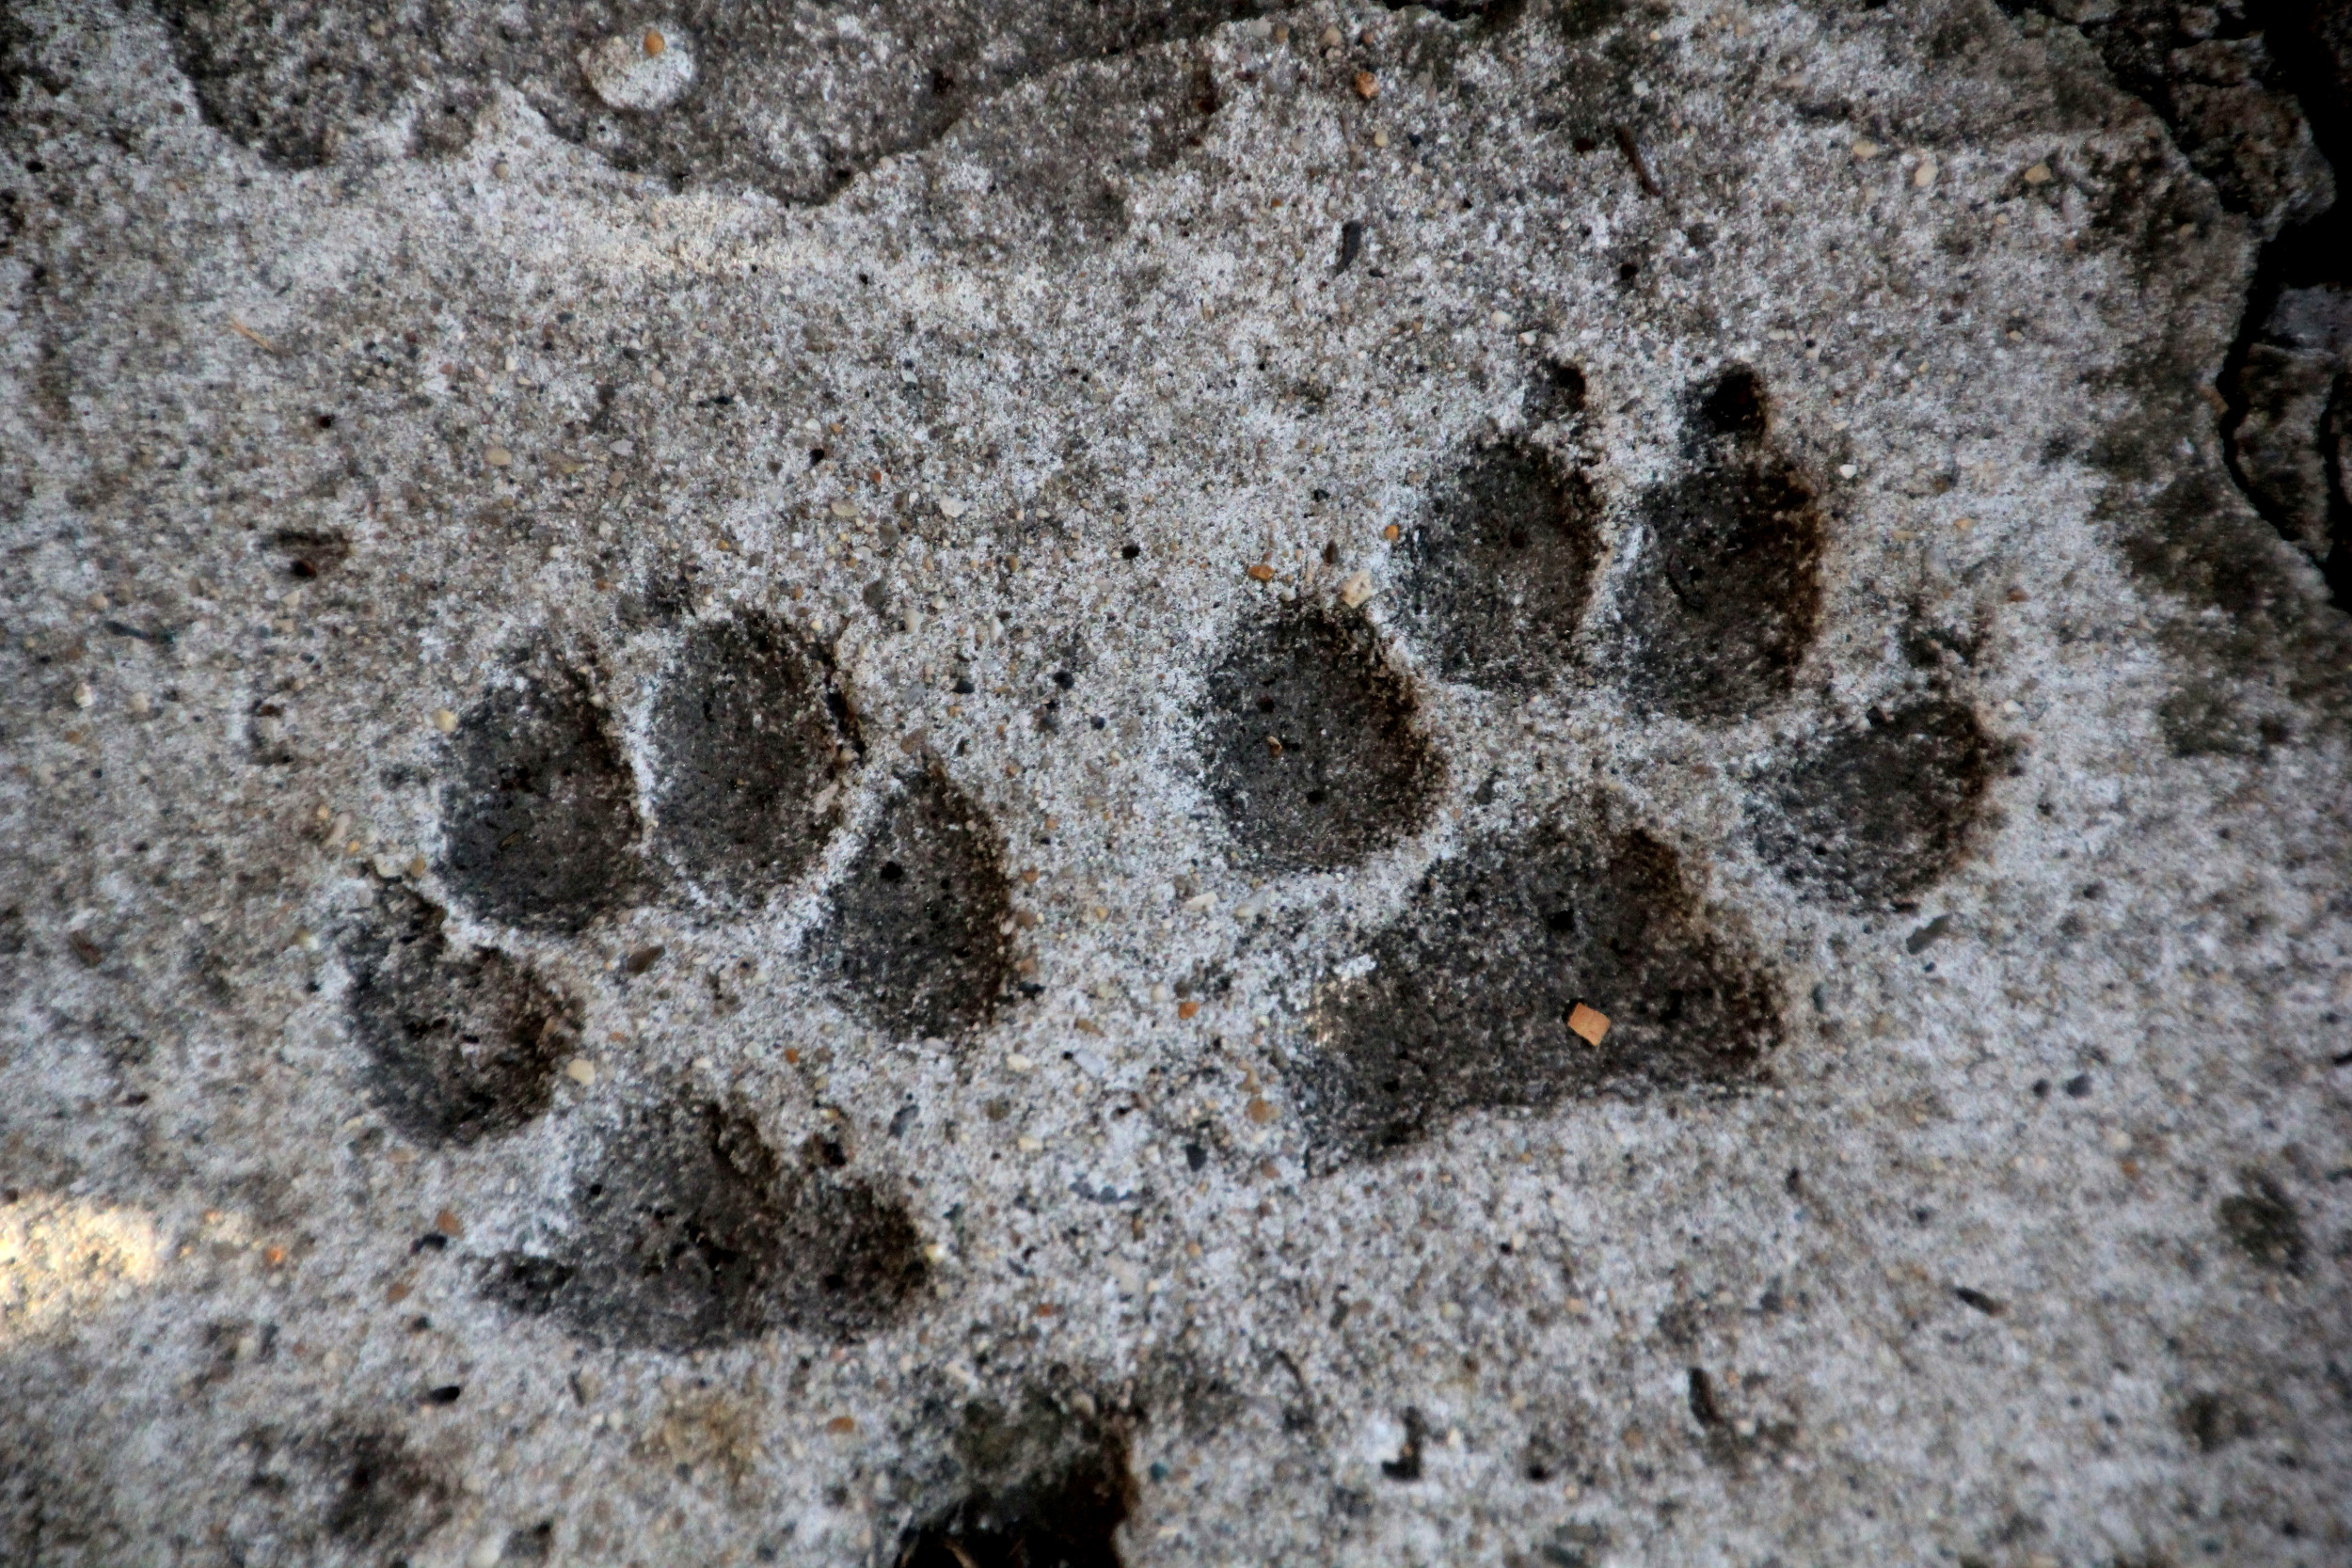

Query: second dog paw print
left=1211, top=361, right=2002, bottom=1168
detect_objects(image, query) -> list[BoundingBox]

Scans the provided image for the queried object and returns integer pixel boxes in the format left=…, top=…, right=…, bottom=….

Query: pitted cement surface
left=3, top=2, right=2349, bottom=1564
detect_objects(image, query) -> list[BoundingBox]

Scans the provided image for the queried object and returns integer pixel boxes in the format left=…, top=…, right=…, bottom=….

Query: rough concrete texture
left=3, top=0, right=2351, bottom=1563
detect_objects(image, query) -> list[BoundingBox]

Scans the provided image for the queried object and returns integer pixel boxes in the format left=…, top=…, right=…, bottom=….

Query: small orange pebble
left=1353, top=71, right=1379, bottom=100
left=263, top=1245, right=288, bottom=1267
left=643, top=29, right=665, bottom=55
left=784, top=1047, right=802, bottom=1065
left=825, top=1415, right=856, bottom=1435
left=386, top=1280, right=412, bottom=1305
left=1382, top=523, right=1400, bottom=541
left=1246, top=562, right=1276, bottom=582
left=1567, top=1002, right=1611, bottom=1046
left=1246, top=1097, right=1276, bottom=1125
left=1034, top=1302, right=1057, bottom=1318
left=1177, top=1001, right=1201, bottom=1021
left=435, top=1209, right=462, bottom=1237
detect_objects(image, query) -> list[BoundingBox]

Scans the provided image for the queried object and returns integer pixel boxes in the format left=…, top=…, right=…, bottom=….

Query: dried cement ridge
left=3, top=0, right=2349, bottom=1564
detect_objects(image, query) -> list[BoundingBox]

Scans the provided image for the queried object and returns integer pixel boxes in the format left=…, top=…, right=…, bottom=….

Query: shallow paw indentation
left=1749, top=698, right=1994, bottom=909
left=344, top=890, right=578, bottom=1148
left=647, top=610, right=857, bottom=904
left=1199, top=607, right=1442, bottom=873
left=1394, top=437, right=1602, bottom=690
left=898, top=1392, right=1134, bottom=1568
left=482, top=1100, right=928, bottom=1352
left=1299, top=805, right=1783, bottom=1167
left=818, top=767, right=1017, bottom=1041
left=229, top=1425, right=453, bottom=1565
left=1614, top=366, right=1824, bottom=721
left=437, top=654, right=642, bottom=934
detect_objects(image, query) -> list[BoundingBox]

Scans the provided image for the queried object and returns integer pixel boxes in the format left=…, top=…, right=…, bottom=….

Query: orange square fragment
left=1567, top=1003, right=1611, bottom=1046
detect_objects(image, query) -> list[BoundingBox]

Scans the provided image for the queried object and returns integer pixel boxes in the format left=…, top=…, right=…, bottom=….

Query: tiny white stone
left=938, top=497, right=966, bottom=518
left=1182, top=892, right=1217, bottom=911
left=467, top=1536, right=503, bottom=1568
left=72, top=683, right=94, bottom=709
left=1913, top=153, right=1938, bottom=189
left=1017, top=1135, right=1044, bottom=1152
left=810, top=783, right=839, bottom=816
left=1339, top=570, right=1376, bottom=609
left=564, top=1058, right=596, bottom=1086
left=1006, top=1053, right=1036, bottom=1073
left=1837, top=464, right=1859, bottom=479
left=580, top=24, right=696, bottom=113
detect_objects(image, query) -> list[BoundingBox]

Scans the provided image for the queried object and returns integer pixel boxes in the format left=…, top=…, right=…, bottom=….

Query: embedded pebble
left=580, top=24, right=696, bottom=112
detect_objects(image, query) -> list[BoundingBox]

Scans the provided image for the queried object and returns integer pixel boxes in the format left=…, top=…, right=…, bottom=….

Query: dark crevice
left=2219, top=238, right=2352, bottom=610
left=2217, top=0, right=2352, bottom=603
left=2008, top=0, right=2352, bottom=607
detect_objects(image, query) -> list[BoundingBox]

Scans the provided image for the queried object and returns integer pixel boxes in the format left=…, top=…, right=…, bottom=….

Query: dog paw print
left=437, top=648, right=643, bottom=934
left=1297, top=805, right=1785, bottom=1169
left=1748, top=696, right=1998, bottom=910
left=482, top=1099, right=928, bottom=1352
left=645, top=609, right=861, bottom=905
left=339, top=611, right=1018, bottom=1348
left=1391, top=436, right=1602, bottom=692
left=1198, top=605, right=1443, bottom=873
left=344, top=888, right=580, bottom=1148
left=1256, top=363, right=1998, bottom=1166
left=1613, top=364, right=1827, bottom=721
left=817, top=765, right=1018, bottom=1040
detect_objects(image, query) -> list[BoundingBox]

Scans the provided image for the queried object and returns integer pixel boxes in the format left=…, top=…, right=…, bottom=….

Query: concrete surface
left=2, top=0, right=2349, bottom=1564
